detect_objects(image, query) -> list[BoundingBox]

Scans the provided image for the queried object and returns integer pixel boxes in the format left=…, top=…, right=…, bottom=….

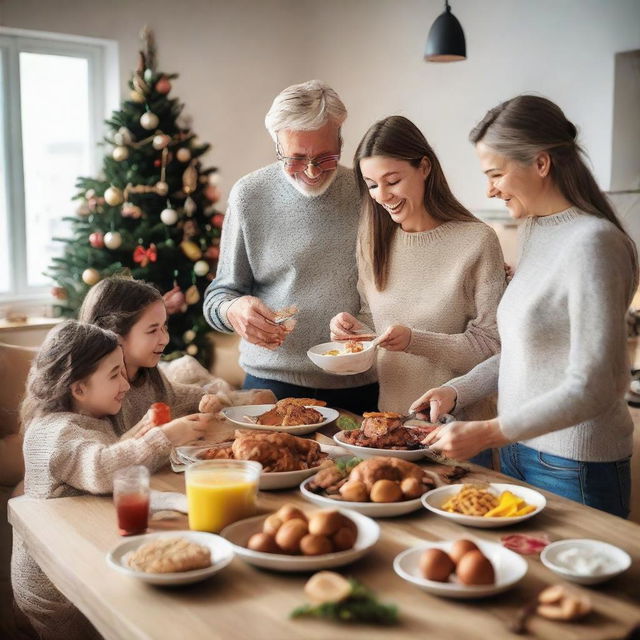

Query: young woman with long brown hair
left=412, top=96, right=638, bottom=516
left=331, top=116, right=507, bottom=446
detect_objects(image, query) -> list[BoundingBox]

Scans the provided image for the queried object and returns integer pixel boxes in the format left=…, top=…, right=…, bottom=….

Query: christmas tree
left=48, top=27, right=224, bottom=366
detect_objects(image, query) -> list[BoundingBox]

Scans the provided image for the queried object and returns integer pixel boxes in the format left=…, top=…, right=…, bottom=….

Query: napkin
left=150, top=490, right=187, bottom=514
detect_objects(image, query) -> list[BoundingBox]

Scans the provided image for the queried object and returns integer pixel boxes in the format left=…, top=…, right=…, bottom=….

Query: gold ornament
left=104, top=231, right=122, bottom=249
left=82, top=268, right=101, bottom=286
left=186, top=344, right=199, bottom=356
left=182, top=163, right=198, bottom=195
left=112, top=146, right=129, bottom=162
left=130, top=90, right=145, bottom=103
left=155, top=181, right=169, bottom=196
left=185, top=285, right=200, bottom=305
left=104, top=186, right=124, bottom=206
left=183, top=329, right=196, bottom=343
left=140, top=112, right=159, bottom=130
left=152, top=134, right=170, bottom=150
left=176, top=148, right=191, bottom=163
left=180, top=240, right=202, bottom=261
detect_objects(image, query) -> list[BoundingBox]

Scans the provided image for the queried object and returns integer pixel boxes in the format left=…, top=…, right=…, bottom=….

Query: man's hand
left=421, top=418, right=509, bottom=460
left=376, top=325, right=411, bottom=352
left=227, top=296, right=287, bottom=349
left=330, top=312, right=366, bottom=340
left=409, top=385, right=457, bottom=422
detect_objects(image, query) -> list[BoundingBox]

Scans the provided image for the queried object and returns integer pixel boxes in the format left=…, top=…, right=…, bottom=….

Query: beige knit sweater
left=358, top=220, right=506, bottom=414
left=12, top=412, right=172, bottom=639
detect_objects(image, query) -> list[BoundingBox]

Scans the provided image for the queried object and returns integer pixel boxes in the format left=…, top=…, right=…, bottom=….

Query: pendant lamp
left=424, top=0, right=466, bottom=62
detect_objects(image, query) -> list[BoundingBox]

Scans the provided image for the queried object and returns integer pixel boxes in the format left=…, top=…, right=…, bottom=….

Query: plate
left=307, top=341, right=377, bottom=376
left=221, top=404, right=339, bottom=435
left=300, top=477, right=425, bottom=518
left=393, top=539, right=528, bottom=598
left=106, top=530, right=234, bottom=586
left=421, top=483, right=546, bottom=528
left=173, top=444, right=329, bottom=490
left=220, top=508, right=379, bottom=572
left=540, top=539, right=632, bottom=585
left=333, top=430, right=441, bottom=462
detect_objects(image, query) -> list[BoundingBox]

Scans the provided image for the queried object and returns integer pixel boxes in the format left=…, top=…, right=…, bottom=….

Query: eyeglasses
left=275, top=138, right=341, bottom=174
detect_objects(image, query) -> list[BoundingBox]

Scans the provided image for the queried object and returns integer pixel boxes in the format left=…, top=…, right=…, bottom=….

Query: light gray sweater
left=203, top=163, right=377, bottom=389
left=448, top=208, right=638, bottom=462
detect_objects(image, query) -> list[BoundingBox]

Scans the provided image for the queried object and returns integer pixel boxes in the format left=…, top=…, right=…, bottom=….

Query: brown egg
left=370, top=479, right=403, bottom=503
left=456, top=550, right=495, bottom=585
left=274, top=518, right=308, bottom=554
left=300, top=534, right=333, bottom=556
left=247, top=532, right=279, bottom=554
left=276, top=504, right=307, bottom=523
left=331, top=526, right=357, bottom=551
left=449, top=539, right=480, bottom=565
left=400, top=477, right=424, bottom=499
left=262, top=514, right=283, bottom=537
left=339, top=480, right=369, bottom=502
left=419, top=548, right=455, bottom=582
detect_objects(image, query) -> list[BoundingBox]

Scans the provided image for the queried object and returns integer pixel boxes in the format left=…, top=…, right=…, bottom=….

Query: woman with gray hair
left=204, top=80, right=379, bottom=413
left=412, top=95, right=638, bottom=517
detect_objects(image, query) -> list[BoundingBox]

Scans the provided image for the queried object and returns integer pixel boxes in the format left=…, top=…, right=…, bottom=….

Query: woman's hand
left=409, top=386, right=457, bottom=422
left=330, top=312, right=363, bottom=340
left=376, top=325, right=411, bottom=351
left=421, top=418, right=509, bottom=460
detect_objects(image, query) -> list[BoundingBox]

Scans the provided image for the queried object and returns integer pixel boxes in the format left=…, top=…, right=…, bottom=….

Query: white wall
left=1, top=0, right=639, bottom=214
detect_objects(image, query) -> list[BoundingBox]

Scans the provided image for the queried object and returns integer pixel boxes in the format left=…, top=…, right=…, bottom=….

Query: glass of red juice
left=113, top=465, right=150, bottom=536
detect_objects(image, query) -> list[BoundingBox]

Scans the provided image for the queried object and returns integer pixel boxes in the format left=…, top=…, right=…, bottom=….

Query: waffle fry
left=441, top=484, right=499, bottom=516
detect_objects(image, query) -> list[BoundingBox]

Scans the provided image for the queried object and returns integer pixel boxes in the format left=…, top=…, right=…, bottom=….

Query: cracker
left=127, top=537, right=212, bottom=573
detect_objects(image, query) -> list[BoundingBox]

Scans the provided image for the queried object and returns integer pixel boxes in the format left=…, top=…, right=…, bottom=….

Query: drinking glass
left=113, top=465, right=150, bottom=536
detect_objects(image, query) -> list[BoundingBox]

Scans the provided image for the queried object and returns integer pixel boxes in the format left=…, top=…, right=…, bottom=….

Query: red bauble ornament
left=154, top=158, right=162, bottom=167
left=51, top=286, right=67, bottom=300
left=89, top=232, right=104, bottom=248
left=211, top=213, right=225, bottom=228
left=205, top=245, right=220, bottom=260
left=155, top=76, right=172, bottom=94
left=162, top=285, right=186, bottom=315
left=204, top=185, right=221, bottom=203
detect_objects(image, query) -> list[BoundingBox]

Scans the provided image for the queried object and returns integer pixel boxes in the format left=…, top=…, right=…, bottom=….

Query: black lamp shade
left=425, top=4, right=466, bottom=62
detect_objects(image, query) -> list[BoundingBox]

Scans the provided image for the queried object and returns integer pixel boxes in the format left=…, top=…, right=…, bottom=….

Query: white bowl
left=307, top=341, right=376, bottom=376
left=422, top=483, right=546, bottom=528
left=394, top=539, right=528, bottom=599
left=106, top=530, right=234, bottom=586
left=333, top=430, right=441, bottom=462
left=221, top=404, right=339, bottom=435
left=174, top=444, right=328, bottom=490
left=220, top=508, right=379, bottom=572
left=540, top=539, right=631, bottom=585
left=300, top=477, right=425, bottom=518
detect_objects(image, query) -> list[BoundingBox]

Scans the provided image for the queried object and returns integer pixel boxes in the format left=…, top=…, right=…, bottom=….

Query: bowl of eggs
left=307, top=341, right=377, bottom=376
left=393, top=538, right=528, bottom=599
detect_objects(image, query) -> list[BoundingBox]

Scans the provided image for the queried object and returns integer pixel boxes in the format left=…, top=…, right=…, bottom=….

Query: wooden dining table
left=8, top=420, right=640, bottom=640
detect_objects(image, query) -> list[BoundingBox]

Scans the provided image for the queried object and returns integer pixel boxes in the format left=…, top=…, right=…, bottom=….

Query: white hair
left=265, top=79, right=347, bottom=141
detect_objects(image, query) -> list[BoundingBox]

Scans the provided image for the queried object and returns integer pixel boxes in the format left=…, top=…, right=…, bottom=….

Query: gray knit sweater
left=203, top=163, right=377, bottom=389
left=448, top=208, right=638, bottom=461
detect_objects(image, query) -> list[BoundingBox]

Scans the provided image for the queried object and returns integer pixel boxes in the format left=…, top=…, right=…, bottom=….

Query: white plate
left=421, top=483, right=546, bottom=528
left=307, top=341, right=377, bottom=376
left=394, top=539, right=528, bottom=598
left=174, top=444, right=328, bottom=490
left=300, top=477, right=425, bottom=518
left=221, top=508, right=379, bottom=572
left=221, top=404, right=339, bottom=435
left=333, top=430, right=441, bottom=462
left=540, top=539, right=632, bottom=585
left=106, top=530, right=234, bottom=586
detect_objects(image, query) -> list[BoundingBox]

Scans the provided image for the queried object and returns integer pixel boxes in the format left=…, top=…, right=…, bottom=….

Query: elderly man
left=203, top=80, right=378, bottom=414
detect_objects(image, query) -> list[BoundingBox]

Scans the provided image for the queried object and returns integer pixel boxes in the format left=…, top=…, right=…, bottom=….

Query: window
left=0, top=28, right=118, bottom=306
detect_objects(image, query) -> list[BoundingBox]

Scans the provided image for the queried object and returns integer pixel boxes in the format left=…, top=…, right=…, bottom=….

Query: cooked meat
left=360, top=411, right=403, bottom=438
left=343, top=340, right=364, bottom=354
left=200, top=445, right=234, bottom=460
left=349, top=457, right=433, bottom=491
left=275, top=397, right=327, bottom=408
left=257, top=399, right=324, bottom=426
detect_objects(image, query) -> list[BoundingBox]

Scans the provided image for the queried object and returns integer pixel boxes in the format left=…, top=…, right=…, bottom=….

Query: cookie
left=127, top=537, right=212, bottom=573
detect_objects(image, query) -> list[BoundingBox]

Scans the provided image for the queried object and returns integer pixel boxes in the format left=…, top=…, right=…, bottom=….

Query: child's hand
left=199, top=394, right=224, bottom=414
left=160, top=414, right=208, bottom=446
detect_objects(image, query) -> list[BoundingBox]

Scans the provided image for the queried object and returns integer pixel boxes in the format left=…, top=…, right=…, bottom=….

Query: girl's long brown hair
left=20, top=320, right=119, bottom=429
left=354, top=115, right=478, bottom=290
left=79, top=275, right=164, bottom=387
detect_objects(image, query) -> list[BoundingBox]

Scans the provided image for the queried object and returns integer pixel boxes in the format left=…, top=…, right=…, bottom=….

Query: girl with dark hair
left=79, top=275, right=220, bottom=437
left=331, top=116, right=507, bottom=434
left=12, top=320, right=206, bottom=639
left=413, top=96, right=638, bottom=517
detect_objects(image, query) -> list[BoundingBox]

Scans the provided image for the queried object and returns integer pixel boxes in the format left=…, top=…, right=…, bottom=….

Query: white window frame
left=0, top=27, right=119, bottom=313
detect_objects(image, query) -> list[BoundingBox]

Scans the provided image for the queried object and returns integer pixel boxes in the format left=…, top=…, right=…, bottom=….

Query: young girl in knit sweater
left=413, top=96, right=638, bottom=516
left=331, top=116, right=506, bottom=431
left=12, top=320, right=206, bottom=639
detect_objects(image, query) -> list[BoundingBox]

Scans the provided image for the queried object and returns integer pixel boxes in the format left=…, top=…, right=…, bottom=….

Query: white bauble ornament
left=184, top=196, right=197, bottom=216
left=183, top=329, right=196, bottom=343
left=186, top=344, right=198, bottom=356
left=176, top=148, right=191, bottom=163
left=140, top=112, right=159, bottom=130
left=144, top=68, right=153, bottom=82
left=112, top=146, right=129, bottom=162
left=160, top=207, right=178, bottom=225
left=155, top=181, right=169, bottom=196
left=208, top=172, right=220, bottom=186
left=104, top=231, right=123, bottom=250
left=104, top=186, right=124, bottom=206
left=82, top=268, right=101, bottom=285
left=194, top=260, right=209, bottom=277
left=114, top=127, right=133, bottom=145
left=152, top=134, right=170, bottom=150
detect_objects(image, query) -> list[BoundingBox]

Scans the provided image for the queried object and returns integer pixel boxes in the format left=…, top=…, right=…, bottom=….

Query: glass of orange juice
left=186, top=460, right=262, bottom=532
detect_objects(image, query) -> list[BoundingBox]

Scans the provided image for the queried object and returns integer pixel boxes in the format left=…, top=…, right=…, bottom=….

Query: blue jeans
left=243, top=374, right=379, bottom=416
left=499, top=443, right=631, bottom=518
